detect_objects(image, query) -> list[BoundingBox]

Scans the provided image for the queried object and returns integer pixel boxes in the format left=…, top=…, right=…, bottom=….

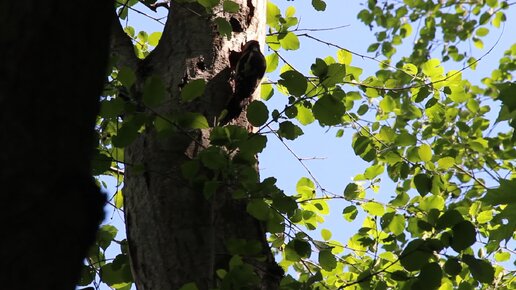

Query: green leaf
left=444, top=258, right=462, bottom=276
left=436, top=209, right=464, bottom=230
left=279, top=32, right=300, bottom=50
left=114, top=190, right=124, bottom=209
left=112, top=120, right=141, bottom=148
left=265, top=53, right=279, bottom=73
left=311, top=0, right=326, bottom=11
left=272, top=195, right=297, bottom=216
left=418, top=144, right=432, bottom=162
left=78, top=266, right=96, bottom=286
left=238, top=134, right=267, bottom=156
left=197, top=0, right=218, bottom=8
left=486, top=0, right=497, bottom=8
left=415, top=262, right=442, bottom=290
left=285, top=6, right=296, bottom=17
left=278, top=70, right=307, bottom=97
left=361, top=201, right=384, bottom=216
left=342, top=205, right=358, bottom=222
left=176, top=112, right=209, bottom=129
left=278, top=121, right=304, bottom=140
left=419, top=195, right=444, bottom=212
left=494, top=251, right=510, bottom=262
left=318, top=250, right=337, bottom=271
left=91, top=151, right=112, bottom=175
left=311, top=58, right=328, bottom=77
left=476, top=210, right=493, bottom=224
left=312, top=94, right=345, bottom=126
left=214, top=17, right=232, bottom=39
left=297, top=177, right=315, bottom=199
left=400, top=239, right=433, bottom=271
left=322, top=63, right=346, bottom=87
left=367, top=42, right=380, bottom=52
left=402, top=63, right=418, bottom=75
left=396, top=132, right=417, bottom=146
left=475, top=27, right=489, bottom=37
left=148, top=32, right=162, bottom=46
left=379, top=95, right=395, bottom=112
left=352, top=135, right=376, bottom=162
left=199, top=147, right=227, bottom=170
left=246, top=199, right=270, bottom=221
left=343, top=183, right=359, bottom=200
left=181, top=79, right=206, bottom=102
left=450, top=221, right=476, bottom=252
left=100, top=261, right=132, bottom=288
left=117, top=67, right=136, bottom=89
left=437, top=157, right=454, bottom=170
left=364, top=164, right=384, bottom=180
left=389, top=214, right=405, bottom=235
left=482, top=179, right=516, bottom=205
left=473, top=37, right=483, bottom=49
left=266, top=2, right=281, bottom=28
left=261, top=83, right=274, bottom=101
left=143, top=76, right=167, bottom=107
left=293, top=239, right=311, bottom=258
left=462, top=255, right=494, bottom=284
left=295, top=104, right=315, bottom=125
left=414, top=174, right=432, bottom=196
left=337, top=49, right=352, bottom=65
left=390, top=270, right=410, bottom=281
left=137, top=31, right=148, bottom=43
left=422, top=58, right=444, bottom=79
left=97, top=225, right=118, bottom=250
left=321, top=229, right=331, bottom=241
left=246, top=101, right=268, bottom=126
left=100, top=98, right=125, bottom=119
left=223, top=0, right=239, bottom=12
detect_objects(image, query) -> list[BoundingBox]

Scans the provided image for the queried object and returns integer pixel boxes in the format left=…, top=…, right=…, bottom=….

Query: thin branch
left=115, top=0, right=166, bottom=25
left=267, top=24, right=350, bottom=35
left=266, top=124, right=326, bottom=193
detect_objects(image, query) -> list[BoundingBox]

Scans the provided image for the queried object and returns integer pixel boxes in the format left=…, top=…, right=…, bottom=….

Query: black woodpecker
left=221, top=40, right=266, bottom=125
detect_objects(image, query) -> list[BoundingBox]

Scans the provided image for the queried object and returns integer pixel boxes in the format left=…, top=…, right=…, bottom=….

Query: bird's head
left=242, top=40, right=261, bottom=52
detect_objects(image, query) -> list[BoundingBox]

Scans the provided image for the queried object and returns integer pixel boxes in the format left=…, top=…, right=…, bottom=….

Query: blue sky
left=94, top=1, right=516, bottom=288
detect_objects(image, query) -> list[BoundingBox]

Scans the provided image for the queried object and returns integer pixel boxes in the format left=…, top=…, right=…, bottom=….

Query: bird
left=221, top=40, right=266, bottom=125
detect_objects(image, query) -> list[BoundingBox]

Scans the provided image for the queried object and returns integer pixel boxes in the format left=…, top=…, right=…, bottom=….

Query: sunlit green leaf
left=362, top=201, right=384, bottom=216
left=279, top=32, right=300, bottom=50
left=148, top=32, right=162, bottom=46
left=418, top=144, right=432, bottom=162
left=343, top=205, right=358, bottom=222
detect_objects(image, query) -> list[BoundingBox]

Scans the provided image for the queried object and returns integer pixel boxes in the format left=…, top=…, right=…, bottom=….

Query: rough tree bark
left=0, top=1, right=112, bottom=289
left=113, top=0, right=282, bottom=289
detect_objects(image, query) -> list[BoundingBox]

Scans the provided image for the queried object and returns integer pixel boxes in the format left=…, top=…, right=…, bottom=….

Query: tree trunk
left=120, top=0, right=282, bottom=289
left=0, top=1, right=112, bottom=289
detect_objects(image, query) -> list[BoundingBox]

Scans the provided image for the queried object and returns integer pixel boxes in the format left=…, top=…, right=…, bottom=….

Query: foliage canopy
left=85, top=0, right=515, bottom=289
